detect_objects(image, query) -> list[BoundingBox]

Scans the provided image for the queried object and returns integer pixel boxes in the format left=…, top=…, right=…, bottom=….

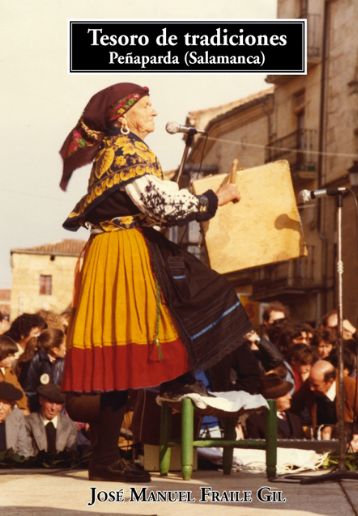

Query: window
left=39, top=275, right=52, bottom=295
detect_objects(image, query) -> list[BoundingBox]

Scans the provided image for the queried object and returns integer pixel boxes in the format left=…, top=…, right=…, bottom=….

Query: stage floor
left=0, top=468, right=357, bottom=515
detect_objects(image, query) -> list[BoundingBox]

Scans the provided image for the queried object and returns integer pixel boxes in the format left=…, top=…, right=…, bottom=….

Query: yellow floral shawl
left=63, top=132, right=163, bottom=231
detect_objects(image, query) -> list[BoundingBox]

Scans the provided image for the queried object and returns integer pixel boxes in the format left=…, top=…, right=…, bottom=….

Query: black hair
left=323, top=368, right=336, bottom=383
left=4, top=313, right=47, bottom=342
left=271, top=320, right=309, bottom=357
left=327, top=348, right=356, bottom=376
left=287, top=343, right=319, bottom=365
left=266, top=318, right=289, bottom=348
left=37, top=328, right=65, bottom=354
left=15, top=328, right=65, bottom=377
left=311, top=328, right=337, bottom=348
left=262, top=301, right=290, bottom=323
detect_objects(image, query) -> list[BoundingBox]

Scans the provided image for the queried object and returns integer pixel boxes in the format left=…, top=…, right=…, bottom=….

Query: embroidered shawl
left=63, top=131, right=163, bottom=231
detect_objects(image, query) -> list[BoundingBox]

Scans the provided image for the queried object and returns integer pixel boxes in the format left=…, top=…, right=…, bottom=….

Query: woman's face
left=124, top=95, right=157, bottom=139
left=317, top=340, right=333, bottom=358
left=50, top=339, right=66, bottom=359
left=291, top=358, right=311, bottom=377
left=0, top=353, right=15, bottom=368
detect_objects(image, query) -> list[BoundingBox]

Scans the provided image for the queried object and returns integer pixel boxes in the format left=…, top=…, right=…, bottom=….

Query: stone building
left=176, top=0, right=358, bottom=326
left=10, top=239, right=86, bottom=321
left=0, top=289, right=11, bottom=319
left=264, top=0, right=358, bottom=323
left=186, top=87, right=274, bottom=172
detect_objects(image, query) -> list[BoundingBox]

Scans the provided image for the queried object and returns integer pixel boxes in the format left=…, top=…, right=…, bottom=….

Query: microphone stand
left=297, top=192, right=358, bottom=484
left=173, top=129, right=197, bottom=184
left=336, top=193, right=346, bottom=471
left=163, top=129, right=197, bottom=239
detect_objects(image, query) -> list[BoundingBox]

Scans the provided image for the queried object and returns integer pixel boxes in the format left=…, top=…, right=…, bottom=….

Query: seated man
left=25, top=384, right=78, bottom=454
left=0, top=382, right=32, bottom=456
left=291, top=360, right=358, bottom=442
left=244, top=372, right=304, bottom=439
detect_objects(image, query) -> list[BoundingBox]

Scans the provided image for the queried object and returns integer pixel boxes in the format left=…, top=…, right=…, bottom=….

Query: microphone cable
left=197, top=133, right=209, bottom=176
left=179, top=132, right=209, bottom=246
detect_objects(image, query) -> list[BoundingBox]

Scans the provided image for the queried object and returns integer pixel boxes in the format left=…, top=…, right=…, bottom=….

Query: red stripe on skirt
left=61, top=339, right=190, bottom=392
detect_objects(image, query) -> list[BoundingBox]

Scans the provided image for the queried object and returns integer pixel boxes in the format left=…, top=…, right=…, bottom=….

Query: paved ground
left=0, top=468, right=357, bottom=516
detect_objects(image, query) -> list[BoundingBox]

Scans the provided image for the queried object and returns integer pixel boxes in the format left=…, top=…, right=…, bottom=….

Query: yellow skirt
left=61, top=229, right=190, bottom=392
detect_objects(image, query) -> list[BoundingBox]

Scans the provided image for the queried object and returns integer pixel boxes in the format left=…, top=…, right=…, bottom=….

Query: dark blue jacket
left=20, top=350, right=65, bottom=412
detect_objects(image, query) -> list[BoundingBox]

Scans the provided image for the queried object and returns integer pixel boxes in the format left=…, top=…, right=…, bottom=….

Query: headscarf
left=59, top=82, right=149, bottom=191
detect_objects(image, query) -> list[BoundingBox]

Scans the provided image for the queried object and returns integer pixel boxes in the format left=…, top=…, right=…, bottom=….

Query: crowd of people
left=0, top=300, right=357, bottom=464
left=237, top=302, right=358, bottom=447
left=0, top=311, right=86, bottom=457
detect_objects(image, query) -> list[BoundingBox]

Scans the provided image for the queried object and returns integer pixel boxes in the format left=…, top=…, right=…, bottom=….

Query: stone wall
left=10, top=253, right=78, bottom=321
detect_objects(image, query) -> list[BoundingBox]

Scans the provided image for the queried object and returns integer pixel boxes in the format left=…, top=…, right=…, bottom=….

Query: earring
left=120, top=117, right=129, bottom=135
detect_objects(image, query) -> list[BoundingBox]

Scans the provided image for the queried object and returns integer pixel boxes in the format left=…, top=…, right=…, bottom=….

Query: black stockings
left=93, top=390, right=128, bottom=465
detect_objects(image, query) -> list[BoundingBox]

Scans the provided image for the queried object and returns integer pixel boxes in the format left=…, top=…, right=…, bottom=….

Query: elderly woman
left=59, top=82, right=252, bottom=482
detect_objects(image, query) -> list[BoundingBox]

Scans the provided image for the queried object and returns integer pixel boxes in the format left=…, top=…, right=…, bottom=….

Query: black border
left=69, top=20, right=306, bottom=74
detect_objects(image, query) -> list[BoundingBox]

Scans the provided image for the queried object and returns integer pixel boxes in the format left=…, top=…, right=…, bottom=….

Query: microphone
left=166, top=121, right=207, bottom=135
left=299, top=187, right=347, bottom=203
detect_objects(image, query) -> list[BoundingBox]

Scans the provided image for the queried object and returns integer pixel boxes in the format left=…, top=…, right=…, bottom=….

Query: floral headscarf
left=59, top=82, right=149, bottom=191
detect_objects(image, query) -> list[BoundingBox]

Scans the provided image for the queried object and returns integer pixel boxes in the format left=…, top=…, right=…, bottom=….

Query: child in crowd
left=286, top=343, right=318, bottom=392
left=327, top=347, right=356, bottom=377
left=0, top=335, right=30, bottom=414
left=311, top=328, right=337, bottom=359
left=17, top=329, right=66, bottom=412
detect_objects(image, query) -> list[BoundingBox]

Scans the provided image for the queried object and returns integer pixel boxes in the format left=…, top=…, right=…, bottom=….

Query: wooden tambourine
left=191, top=160, right=307, bottom=274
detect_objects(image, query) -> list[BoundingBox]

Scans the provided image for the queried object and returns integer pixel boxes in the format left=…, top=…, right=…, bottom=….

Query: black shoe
left=88, top=458, right=151, bottom=483
left=160, top=379, right=213, bottom=400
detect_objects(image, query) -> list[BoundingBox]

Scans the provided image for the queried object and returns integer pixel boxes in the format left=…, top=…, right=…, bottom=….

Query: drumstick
left=230, top=159, right=239, bottom=183
left=230, top=159, right=239, bottom=203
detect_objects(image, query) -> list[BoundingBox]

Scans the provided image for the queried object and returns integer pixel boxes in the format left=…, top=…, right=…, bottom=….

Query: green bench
left=159, top=397, right=277, bottom=480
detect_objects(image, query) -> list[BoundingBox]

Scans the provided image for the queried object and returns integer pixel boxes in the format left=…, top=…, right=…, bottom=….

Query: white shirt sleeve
left=124, top=174, right=214, bottom=226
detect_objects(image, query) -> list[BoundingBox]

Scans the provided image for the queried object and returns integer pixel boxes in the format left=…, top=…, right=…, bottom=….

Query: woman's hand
left=215, top=183, right=241, bottom=206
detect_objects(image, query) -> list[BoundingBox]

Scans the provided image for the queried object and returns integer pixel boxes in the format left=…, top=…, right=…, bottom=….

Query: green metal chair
left=159, top=398, right=277, bottom=480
